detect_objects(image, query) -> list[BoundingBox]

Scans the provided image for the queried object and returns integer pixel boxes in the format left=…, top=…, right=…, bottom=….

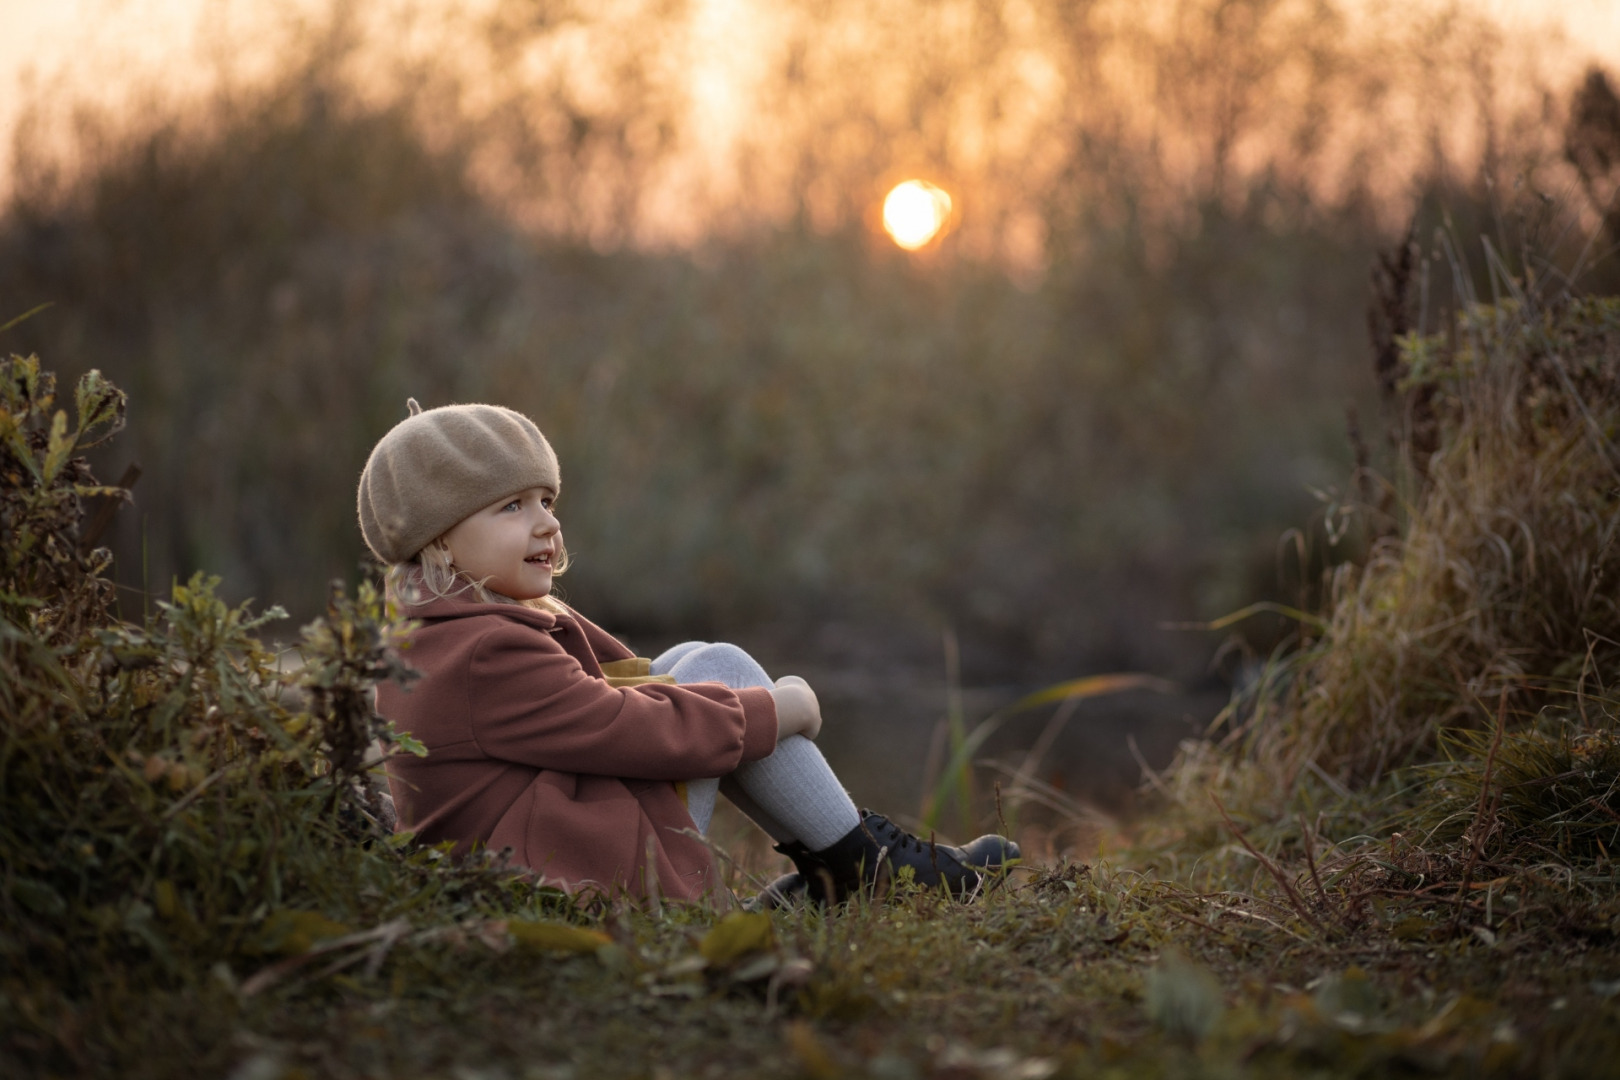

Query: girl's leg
left=715, top=776, right=794, bottom=843
left=653, top=643, right=1020, bottom=904
left=650, top=642, right=724, bottom=832
left=652, top=642, right=860, bottom=848
left=726, top=737, right=863, bottom=849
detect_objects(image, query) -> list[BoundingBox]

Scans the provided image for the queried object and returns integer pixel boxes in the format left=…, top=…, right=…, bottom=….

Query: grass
left=13, top=860, right=1620, bottom=1077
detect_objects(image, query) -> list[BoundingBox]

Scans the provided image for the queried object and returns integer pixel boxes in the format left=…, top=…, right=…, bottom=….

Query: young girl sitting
left=358, top=400, right=1018, bottom=905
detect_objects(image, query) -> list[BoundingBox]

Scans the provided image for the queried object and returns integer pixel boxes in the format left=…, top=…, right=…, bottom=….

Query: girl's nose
left=533, top=508, right=559, bottom=534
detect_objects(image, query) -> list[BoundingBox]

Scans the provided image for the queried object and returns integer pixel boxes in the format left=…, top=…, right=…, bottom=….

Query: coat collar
left=391, top=575, right=564, bottom=631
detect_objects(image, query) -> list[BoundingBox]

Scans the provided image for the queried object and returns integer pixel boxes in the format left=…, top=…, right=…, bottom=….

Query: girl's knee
left=649, top=640, right=711, bottom=675
left=691, top=642, right=752, bottom=667
left=670, top=642, right=770, bottom=688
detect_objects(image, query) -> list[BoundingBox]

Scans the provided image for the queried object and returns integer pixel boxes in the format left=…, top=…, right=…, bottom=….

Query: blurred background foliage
left=3, top=0, right=1618, bottom=812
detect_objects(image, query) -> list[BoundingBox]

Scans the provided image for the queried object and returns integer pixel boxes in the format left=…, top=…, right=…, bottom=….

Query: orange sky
left=3, top=0, right=1618, bottom=235
left=5, top=0, right=1618, bottom=146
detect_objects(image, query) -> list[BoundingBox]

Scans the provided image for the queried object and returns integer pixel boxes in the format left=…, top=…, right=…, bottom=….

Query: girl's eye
left=502, top=500, right=521, bottom=512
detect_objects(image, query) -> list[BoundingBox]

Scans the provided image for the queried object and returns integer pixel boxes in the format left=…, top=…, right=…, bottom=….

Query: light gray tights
left=650, top=642, right=861, bottom=851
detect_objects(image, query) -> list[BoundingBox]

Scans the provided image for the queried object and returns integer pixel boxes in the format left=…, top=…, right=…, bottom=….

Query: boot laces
left=867, top=815, right=930, bottom=856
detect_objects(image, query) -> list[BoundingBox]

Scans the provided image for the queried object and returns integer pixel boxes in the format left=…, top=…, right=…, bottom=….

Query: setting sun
left=882, top=179, right=952, bottom=250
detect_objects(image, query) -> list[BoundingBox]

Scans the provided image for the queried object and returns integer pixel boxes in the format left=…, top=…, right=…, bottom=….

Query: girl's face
left=442, top=486, right=561, bottom=600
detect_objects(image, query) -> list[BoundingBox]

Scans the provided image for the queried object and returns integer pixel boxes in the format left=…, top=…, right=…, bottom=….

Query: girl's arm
left=568, top=606, right=823, bottom=742
left=465, top=620, right=780, bottom=780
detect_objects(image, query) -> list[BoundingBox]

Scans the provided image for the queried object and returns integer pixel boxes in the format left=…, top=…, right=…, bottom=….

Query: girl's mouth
left=525, top=553, right=552, bottom=566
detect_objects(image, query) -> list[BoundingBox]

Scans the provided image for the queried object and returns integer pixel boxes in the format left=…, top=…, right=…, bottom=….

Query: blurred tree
left=0, top=0, right=1596, bottom=686
left=1566, top=67, right=1620, bottom=246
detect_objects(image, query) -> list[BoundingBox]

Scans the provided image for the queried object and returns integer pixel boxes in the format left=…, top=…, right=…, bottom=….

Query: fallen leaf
left=248, top=909, right=353, bottom=956
left=1145, top=948, right=1224, bottom=1043
left=507, top=920, right=613, bottom=954
left=699, top=911, right=774, bottom=966
left=783, top=1020, right=838, bottom=1080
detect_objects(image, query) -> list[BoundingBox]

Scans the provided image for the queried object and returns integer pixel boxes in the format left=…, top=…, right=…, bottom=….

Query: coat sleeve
left=464, top=620, right=779, bottom=779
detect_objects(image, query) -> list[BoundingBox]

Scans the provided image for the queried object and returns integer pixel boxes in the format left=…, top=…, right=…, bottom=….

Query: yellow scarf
left=598, top=658, right=686, bottom=806
left=598, top=656, right=678, bottom=688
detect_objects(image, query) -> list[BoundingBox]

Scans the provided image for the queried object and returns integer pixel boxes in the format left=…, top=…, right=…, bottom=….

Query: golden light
left=882, top=179, right=952, bottom=250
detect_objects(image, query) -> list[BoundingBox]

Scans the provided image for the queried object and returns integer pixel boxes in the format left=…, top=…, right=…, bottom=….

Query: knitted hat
left=357, top=399, right=560, bottom=563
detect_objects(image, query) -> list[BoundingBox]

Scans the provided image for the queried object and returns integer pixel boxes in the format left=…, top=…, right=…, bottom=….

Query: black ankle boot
left=741, top=841, right=815, bottom=912
left=746, top=870, right=807, bottom=911
left=784, top=812, right=1020, bottom=904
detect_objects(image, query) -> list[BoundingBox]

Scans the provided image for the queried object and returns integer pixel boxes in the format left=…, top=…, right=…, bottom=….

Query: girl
left=358, top=400, right=1017, bottom=904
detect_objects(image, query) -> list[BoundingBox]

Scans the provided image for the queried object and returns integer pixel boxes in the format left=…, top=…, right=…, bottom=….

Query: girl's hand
left=770, top=675, right=822, bottom=742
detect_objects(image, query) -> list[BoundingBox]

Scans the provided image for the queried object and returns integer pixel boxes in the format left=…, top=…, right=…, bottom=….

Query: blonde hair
left=386, top=535, right=570, bottom=615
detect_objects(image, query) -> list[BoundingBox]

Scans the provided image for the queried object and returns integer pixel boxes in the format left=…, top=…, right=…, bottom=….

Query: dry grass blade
left=985, top=761, right=1116, bottom=830
left=1297, top=813, right=1330, bottom=909
left=922, top=671, right=1176, bottom=832
left=1210, top=795, right=1327, bottom=935
left=1453, top=691, right=1509, bottom=915
left=1160, top=600, right=1328, bottom=634
left=240, top=919, right=415, bottom=998
left=1008, top=673, right=1181, bottom=713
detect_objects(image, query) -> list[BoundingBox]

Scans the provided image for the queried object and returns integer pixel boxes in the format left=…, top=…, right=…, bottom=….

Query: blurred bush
left=1147, top=281, right=1620, bottom=901
left=1292, top=293, right=1620, bottom=782
left=0, top=0, right=1607, bottom=686
left=0, top=353, right=596, bottom=1076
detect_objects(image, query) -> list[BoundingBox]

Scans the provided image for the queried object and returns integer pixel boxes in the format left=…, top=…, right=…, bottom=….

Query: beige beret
left=358, top=399, right=560, bottom=563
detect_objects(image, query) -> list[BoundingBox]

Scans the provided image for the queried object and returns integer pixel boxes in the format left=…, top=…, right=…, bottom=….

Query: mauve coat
left=377, top=591, right=779, bottom=901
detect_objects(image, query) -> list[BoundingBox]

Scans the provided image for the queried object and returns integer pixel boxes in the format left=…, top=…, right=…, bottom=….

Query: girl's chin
left=505, top=573, right=552, bottom=600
